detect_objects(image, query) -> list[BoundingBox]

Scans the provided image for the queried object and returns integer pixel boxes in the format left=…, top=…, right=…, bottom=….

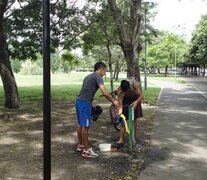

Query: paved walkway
left=184, top=77, right=207, bottom=99
left=139, top=78, right=207, bottom=180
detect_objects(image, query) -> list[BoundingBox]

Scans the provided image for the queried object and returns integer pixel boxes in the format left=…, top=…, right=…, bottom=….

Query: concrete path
left=184, top=77, right=207, bottom=100
left=139, top=78, right=207, bottom=180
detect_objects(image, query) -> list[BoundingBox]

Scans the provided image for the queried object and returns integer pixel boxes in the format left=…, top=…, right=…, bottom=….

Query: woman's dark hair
left=121, top=80, right=130, bottom=92
left=94, top=62, right=107, bottom=72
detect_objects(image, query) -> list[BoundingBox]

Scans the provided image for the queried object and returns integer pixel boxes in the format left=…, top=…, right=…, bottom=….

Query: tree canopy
left=185, top=14, right=207, bottom=68
left=5, top=0, right=98, bottom=60
left=144, top=31, right=187, bottom=75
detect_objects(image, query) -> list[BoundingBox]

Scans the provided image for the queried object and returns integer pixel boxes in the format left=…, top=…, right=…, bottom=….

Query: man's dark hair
left=121, top=80, right=130, bottom=92
left=94, top=62, right=107, bottom=72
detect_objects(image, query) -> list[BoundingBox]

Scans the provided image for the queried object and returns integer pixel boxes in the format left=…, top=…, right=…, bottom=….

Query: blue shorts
left=75, top=99, right=92, bottom=127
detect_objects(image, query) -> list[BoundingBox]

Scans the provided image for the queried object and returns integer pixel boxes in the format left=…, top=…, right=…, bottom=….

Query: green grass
left=18, top=84, right=82, bottom=102
left=143, top=87, right=160, bottom=105
left=147, top=74, right=186, bottom=84
left=0, top=73, right=161, bottom=106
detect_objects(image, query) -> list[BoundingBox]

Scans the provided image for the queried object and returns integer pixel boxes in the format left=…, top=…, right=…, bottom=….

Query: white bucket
left=99, top=143, right=111, bottom=152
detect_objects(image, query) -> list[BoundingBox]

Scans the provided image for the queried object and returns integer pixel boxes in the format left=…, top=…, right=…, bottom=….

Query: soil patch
left=0, top=101, right=157, bottom=179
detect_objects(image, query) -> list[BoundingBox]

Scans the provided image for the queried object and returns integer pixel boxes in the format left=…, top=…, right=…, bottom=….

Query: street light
left=174, top=44, right=177, bottom=79
left=144, top=7, right=147, bottom=90
left=142, top=0, right=152, bottom=90
left=172, top=24, right=187, bottom=79
left=142, top=0, right=156, bottom=90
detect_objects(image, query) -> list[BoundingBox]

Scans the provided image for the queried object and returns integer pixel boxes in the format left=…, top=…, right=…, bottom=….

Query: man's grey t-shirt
left=78, top=72, right=104, bottom=102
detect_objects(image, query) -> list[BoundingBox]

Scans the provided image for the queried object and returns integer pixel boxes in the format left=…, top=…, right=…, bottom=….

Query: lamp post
left=144, top=7, right=147, bottom=90
left=173, top=24, right=186, bottom=79
left=142, top=0, right=153, bottom=90
left=42, top=0, right=51, bottom=179
left=174, top=44, right=177, bottom=79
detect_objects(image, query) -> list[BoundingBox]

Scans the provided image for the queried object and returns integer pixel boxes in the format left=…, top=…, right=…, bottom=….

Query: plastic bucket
left=99, top=143, right=111, bottom=152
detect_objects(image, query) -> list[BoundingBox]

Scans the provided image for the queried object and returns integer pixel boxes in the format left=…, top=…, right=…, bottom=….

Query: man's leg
left=81, top=126, right=99, bottom=158
left=82, top=126, right=90, bottom=150
left=77, top=126, right=82, bottom=145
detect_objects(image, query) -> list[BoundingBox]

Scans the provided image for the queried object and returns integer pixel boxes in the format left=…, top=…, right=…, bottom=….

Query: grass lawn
left=147, top=74, right=186, bottom=84
left=0, top=72, right=161, bottom=106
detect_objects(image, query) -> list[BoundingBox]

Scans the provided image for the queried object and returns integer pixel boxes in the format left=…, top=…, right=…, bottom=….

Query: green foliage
left=60, top=51, right=79, bottom=73
left=142, top=32, right=188, bottom=70
left=6, top=0, right=42, bottom=60
left=4, top=0, right=98, bottom=61
left=51, top=51, right=61, bottom=73
left=15, top=50, right=80, bottom=75
left=19, top=60, right=42, bottom=75
left=186, top=15, right=207, bottom=67
left=141, top=1, right=159, bottom=44
left=11, top=59, right=22, bottom=73
left=81, top=2, right=119, bottom=54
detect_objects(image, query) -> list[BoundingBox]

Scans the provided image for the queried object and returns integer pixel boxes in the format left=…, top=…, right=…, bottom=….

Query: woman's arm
left=131, top=81, right=144, bottom=109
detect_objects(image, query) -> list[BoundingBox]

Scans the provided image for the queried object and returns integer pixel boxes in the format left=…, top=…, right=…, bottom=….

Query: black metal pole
left=42, top=0, right=51, bottom=179
left=144, top=7, right=147, bottom=90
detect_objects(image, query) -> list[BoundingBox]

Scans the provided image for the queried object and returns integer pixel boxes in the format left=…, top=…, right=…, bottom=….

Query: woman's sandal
left=115, top=141, right=124, bottom=149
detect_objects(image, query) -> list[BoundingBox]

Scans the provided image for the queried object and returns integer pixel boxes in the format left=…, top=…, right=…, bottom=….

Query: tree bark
left=164, top=65, right=168, bottom=77
left=114, top=62, right=120, bottom=81
left=0, top=2, right=20, bottom=108
left=106, top=44, right=114, bottom=92
left=108, top=0, right=142, bottom=83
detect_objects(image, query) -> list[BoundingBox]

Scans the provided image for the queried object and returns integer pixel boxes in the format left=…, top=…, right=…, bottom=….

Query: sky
left=151, top=0, right=207, bottom=40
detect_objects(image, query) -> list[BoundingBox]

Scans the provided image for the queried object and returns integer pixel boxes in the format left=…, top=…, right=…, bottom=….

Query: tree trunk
left=157, top=67, right=160, bottom=74
left=115, top=63, right=120, bottom=81
left=108, top=0, right=142, bottom=83
left=0, top=2, right=20, bottom=108
left=113, top=62, right=117, bottom=79
left=164, top=65, right=168, bottom=77
left=113, top=60, right=120, bottom=80
left=106, top=44, right=114, bottom=92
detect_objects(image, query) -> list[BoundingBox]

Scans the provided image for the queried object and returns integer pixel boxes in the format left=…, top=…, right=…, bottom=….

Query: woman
left=115, top=78, right=143, bottom=148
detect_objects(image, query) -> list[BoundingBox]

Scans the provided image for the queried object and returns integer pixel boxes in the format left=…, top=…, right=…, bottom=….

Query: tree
left=145, top=32, right=187, bottom=76
left=105, top=1, right=157, bottom=84
left=107, top=0, right=143, bottom=82
left=11, top=59, right=22, bottom=73
left=60, top=51, right=79, bottom=73
left=51, top=51, right=61, bottom=74
left=186, top=15, right=207, bottom=69
left=82, top=2, right=125, bottom=91
left=0, top=0, right=98, bottom=108
left=0, top=0, right=20, bottom=108
left=86, top=45, right=126, bottom=78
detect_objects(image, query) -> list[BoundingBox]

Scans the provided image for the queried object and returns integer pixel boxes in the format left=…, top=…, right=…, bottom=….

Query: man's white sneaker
left=82, top=148, right=99, bottom=158
left=76, top=144, right=84, bottom=152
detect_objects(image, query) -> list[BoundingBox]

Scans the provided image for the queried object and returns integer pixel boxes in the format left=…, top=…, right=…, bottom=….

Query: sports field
left=0, top=72, right=161, bottom=105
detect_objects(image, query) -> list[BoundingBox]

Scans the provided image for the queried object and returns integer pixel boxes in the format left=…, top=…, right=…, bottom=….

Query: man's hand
left=113, top=99, right=119, bottom=106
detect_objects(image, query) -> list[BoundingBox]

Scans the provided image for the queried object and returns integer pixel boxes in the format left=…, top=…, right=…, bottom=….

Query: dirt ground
left=0, top=100, right=156, bottom=180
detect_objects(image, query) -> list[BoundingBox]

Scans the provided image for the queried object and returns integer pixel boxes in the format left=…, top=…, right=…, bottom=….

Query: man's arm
left=116, top=86, right=123, bottom=114
left=99, top=85, right=118, bottom=106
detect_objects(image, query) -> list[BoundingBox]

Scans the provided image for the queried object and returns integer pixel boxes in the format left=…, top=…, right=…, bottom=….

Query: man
left=75, top=62, right=118, bottom=158
left=115, top=79, right=143, bottom=148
